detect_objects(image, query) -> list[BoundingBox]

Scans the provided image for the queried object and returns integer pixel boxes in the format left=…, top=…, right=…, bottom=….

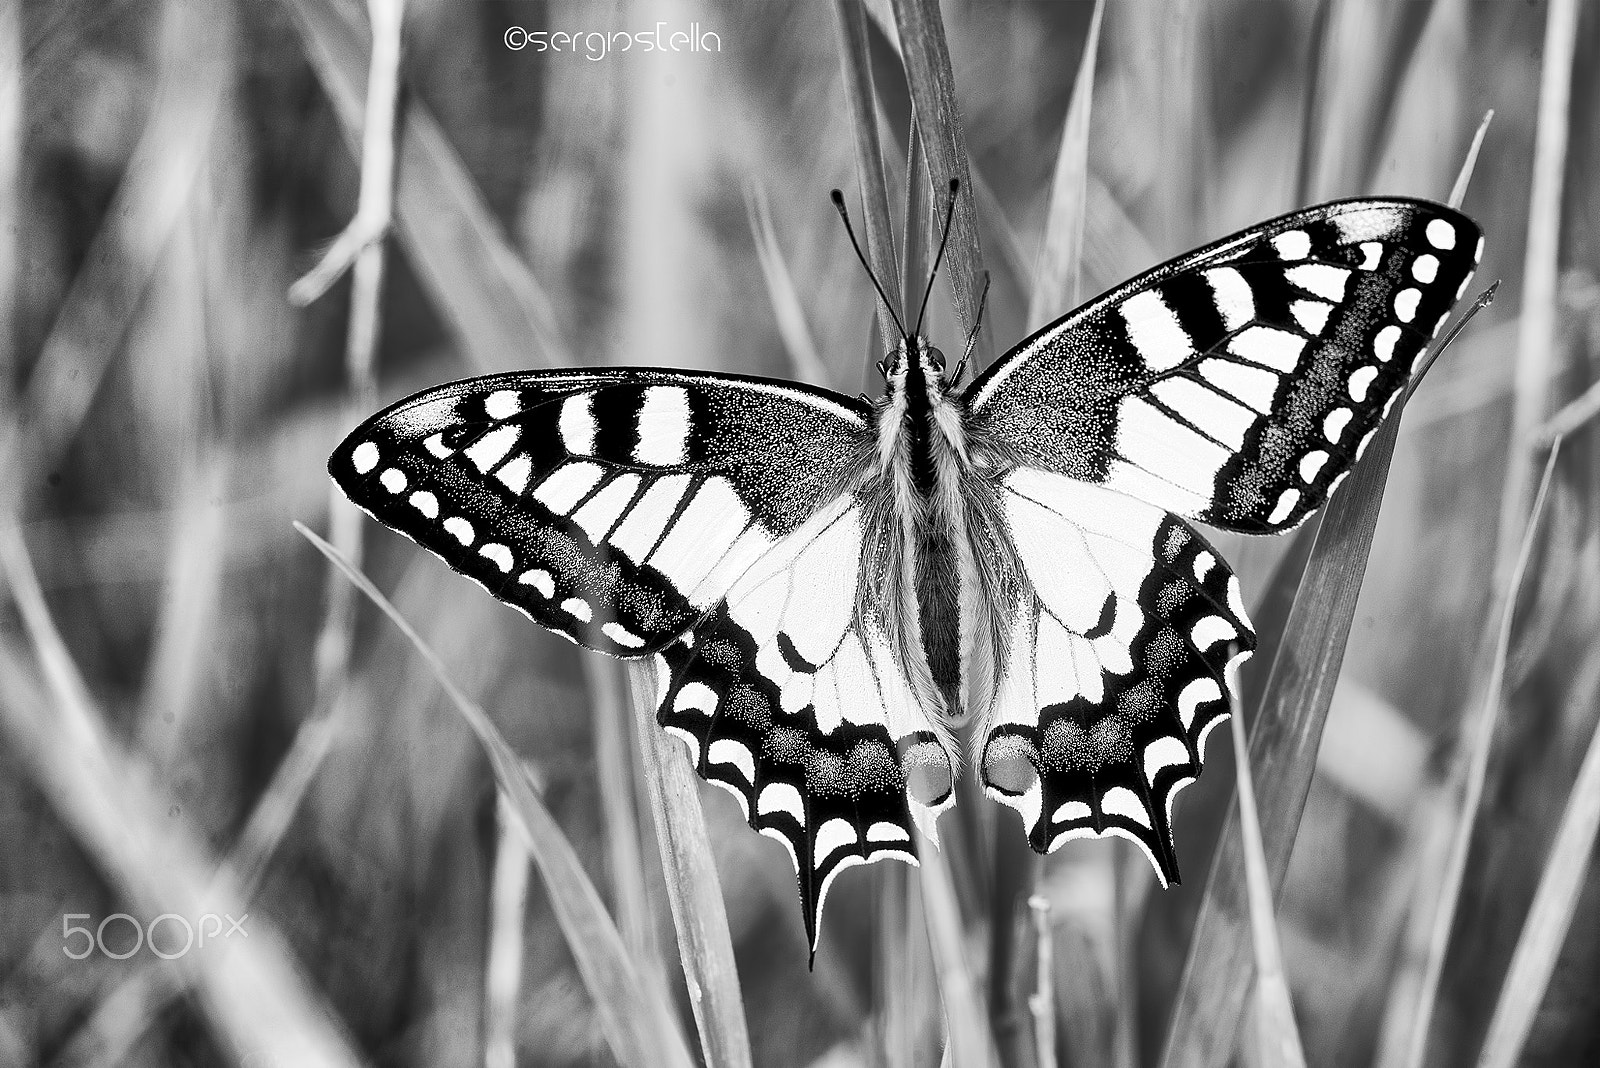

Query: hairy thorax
left=867, top=338, right=1013, bottom=748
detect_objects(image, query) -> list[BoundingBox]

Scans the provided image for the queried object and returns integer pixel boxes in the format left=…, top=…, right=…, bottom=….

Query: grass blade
left=1398, top=444, right=1562, bottom=1068
left=1477, top=632, right=1600, bottom=1068
left=295, top=522, right=696, bottom=1068
left=1157, top=291, right=1492, bottom=1068
left=834, top=0, right=903, bottom=344
left=889, top=0, right=988, bottom=363
left=919, top=827, right=996, bottom=1068
left=1028, top=895, right=1058, bottom=1068
left=627, top=661, right=755, bottom=1068
left=583, top=654, right=659, bottom=971
left=1028, top=0, right=1105, bottom=330
left=281, top=0, right=569, bottom=370
left=746, top=183, right=830, bottom=387
left=1227, top=658, right=1308, bottom=1068
left=1493, top=0, right=1580, bottom=580
left=485, top=791, right=532, bottom=1068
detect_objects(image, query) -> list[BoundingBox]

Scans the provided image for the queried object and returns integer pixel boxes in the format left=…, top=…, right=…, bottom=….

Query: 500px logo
left=503, top=23, right=722, bottom=60
left=62, top=912, right=249, bottom=960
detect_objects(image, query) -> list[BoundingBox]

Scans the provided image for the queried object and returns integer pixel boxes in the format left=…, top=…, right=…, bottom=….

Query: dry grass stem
left=627, top=660, right=754, bottom=1068
left=485, top=789, right=533, bottom=1068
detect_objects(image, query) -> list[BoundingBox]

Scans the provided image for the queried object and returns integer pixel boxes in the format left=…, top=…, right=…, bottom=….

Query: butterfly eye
left=877, top=359, right=890, bottom=379
left=927, top=346, right=947, bottom=372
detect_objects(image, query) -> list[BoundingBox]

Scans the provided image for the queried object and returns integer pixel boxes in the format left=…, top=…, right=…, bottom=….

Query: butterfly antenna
left=913, top=177, right=961, bottom=337
left=831, top=189, right=908, bottom=339
left=952, top=270, right=990, bottom=385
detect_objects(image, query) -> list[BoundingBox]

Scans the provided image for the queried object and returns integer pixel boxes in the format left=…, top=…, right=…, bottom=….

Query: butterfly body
left=331, top=197, right=1483, bottom=951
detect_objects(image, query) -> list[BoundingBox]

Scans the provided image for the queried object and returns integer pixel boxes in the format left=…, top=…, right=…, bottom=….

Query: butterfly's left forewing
left=331, top=369, right=872, bottom=656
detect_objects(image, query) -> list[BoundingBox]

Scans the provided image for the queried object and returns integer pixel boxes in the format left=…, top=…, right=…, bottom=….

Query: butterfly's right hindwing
left=330, top=370, right=873, bottom=657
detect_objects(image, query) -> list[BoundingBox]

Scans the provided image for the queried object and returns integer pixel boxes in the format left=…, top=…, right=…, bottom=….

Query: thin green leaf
left=1028, top=0, right=1105, bottom=330
left=627, top=661, right=754, bottom=1068
left=281, top=0, right=568, bottom=370
left=295, top=522, right=695, bottom=1068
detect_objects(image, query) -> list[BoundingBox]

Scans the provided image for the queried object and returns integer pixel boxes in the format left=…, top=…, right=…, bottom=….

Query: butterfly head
left=879, top=334, right=955, bottom=393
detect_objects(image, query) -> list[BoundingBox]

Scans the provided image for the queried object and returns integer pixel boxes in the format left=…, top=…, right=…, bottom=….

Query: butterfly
left=330, top=190, right=1481, bottom=954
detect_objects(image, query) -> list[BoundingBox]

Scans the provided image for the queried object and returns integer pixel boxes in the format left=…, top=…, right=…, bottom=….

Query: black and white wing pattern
left=967, top=199, right=1483, bottom=533
left=649, top=495, right=955, bottom=955
left=969, top=198, right=1480, bottom=879
left=331, top=369, right=872, bottom=656
left=979, top=468, right=1250, bottom=883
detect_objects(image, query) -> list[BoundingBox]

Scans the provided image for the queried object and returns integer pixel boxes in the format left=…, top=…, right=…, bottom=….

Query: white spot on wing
left=518, top=569, right=555, bottom=598
left=380, top=468, right=406, bottom=493
left=1358, top=242, right=1383, bottom=270
left=1374, top=324, right=1401, bottom=363
left=1101, top=786, right=1151, bottom=828
left=1299, top=450, right=1329, bottom=483
left=1144, top=736, right=1191, bottom=785
left=1291, top=299, right=1332, bottom=334
left=1271, top=230, right=1310, bottom=260
left=465, top=425, right=520, bottom=472
left=708, top=739, right=755, bottom=785
left=758, top=783, right=805, bottom=822
left=1324, top=408, right=1352, bottom=443
left=602, top=623, right=645, bottom=649
left=1118, top=290, right=1194, bottom=371
left=443, top=516, right=474, bottom=546
left=1349, top=365, right=1378, bottom=402
left=409, top=491, right=439, bottom=518
left=1204, top=267, right=1255, bottom=330
left=1426, top=218, right=1456, bottom=250
left=478, top=543, right=513, bottom=572
left=1286, top=263, right=1350, bottom=302
left=867, top=822, right=910, bottom=843
left=485, top=390, right=521, bottom=419
left=1228, top=326, right=1306, bottom=372
left=559, top=393, right=596, bottom=455
left=634, top=386, right=693, bottom=466
left=673, top=681, right=717, bottom=715
left=1267, top=489, right=1300, bottom=526
left=1178, top=677, right=1222, bottom=731
left=424, top=432, right=452, bottom=459
left=1412, top=253, right=1439, bottom=283
left=1395, top=288, right=1421, bottom=322
left=1191, top=615, right=1237, bottom=650
left=352, top=441, right=379, bottom=473
left=560, top=597, right=593, bottom=623
left=533, top=461, right=605, bottom=515
left=814, top=818, right=858, bottom=867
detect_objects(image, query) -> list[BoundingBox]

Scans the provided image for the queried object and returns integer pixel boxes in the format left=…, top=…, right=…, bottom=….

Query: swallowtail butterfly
left=330, top=194, right=1481, bottom=952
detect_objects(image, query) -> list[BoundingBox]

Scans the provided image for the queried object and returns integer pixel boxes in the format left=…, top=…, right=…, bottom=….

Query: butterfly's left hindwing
left=979, top=468, right=1252, bottom=881
left=967, top=198, right=1482, bottom=533
left=331, top=370, right=872, bottom=657
left=652, top=496, right=954, bottom=954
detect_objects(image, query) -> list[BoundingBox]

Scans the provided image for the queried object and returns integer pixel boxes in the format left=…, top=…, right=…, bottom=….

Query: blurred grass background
left=1, top=1, right=1599, bottom=1067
